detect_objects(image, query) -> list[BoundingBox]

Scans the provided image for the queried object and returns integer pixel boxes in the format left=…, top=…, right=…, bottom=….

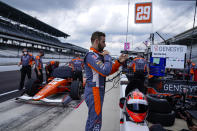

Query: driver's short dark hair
left=91, top=31, right=105, bottom=44
left=22, top=48, right=28, bottom=52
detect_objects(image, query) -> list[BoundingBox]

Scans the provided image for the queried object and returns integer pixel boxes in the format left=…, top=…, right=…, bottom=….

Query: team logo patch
left=96, top=61, right=104, bottom=69
left=92, top=55, right=97, bottom=59
left=96, top=61, right=102, bottom=65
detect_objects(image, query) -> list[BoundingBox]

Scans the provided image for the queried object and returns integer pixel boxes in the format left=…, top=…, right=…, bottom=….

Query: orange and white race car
left=16, top=66, right=86, bottom=106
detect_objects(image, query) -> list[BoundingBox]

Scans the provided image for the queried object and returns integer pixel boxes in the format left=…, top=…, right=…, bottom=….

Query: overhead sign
left=135, top=2, right=152, bottom=24
left=166, top=57, right=185, bottom=69
left=151, top=45, right=187, bottom=58
left=151, top=45, right=187, bottom=69
left=124, top=42, right=130, bottom=51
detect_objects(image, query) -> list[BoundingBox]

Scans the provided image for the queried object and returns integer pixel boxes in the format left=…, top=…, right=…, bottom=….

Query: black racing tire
left=70, top=80, right=82, bottom=100
left=25, top=79, right=41, bottom=96
left=147, top=94, right=172, bottom=114
left=147, top=111, right=176, bottom=126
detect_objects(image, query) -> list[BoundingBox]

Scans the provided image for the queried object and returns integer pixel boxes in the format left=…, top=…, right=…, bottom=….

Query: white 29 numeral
left=136, top=6, right=151, bottom=20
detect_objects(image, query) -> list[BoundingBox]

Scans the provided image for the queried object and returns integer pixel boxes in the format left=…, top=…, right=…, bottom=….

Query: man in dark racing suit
left=84, top=31, right=128, bottom=131
left=70, top=55, right=84, bottom=83
left=18, top=48, right=35, bottom=90
left=125, top=54, right=149, bottom=95
left=45, top=61, right=59, bottom=81
left=51, top=65, right=73, bottom=79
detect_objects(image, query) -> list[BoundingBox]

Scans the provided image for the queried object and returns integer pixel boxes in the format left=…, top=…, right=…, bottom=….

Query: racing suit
left=190, top=63, right=196, bottom=80
left=126, top=57, right=148, bottom=95
left=84, top=47, right=121, bottom=131
left=35, top=55, right=43, bottom=82
left=70, top=57, right=84, bottom=83
left=185, top=62, right=196, bottom=81
left=19, top=53, right=35, bottom=90
left=45, top=61, right=59, bottom=81
left=125, top=58, right=134, bottom=80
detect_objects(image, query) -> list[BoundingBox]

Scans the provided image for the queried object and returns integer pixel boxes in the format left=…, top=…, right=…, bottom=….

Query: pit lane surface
left=0, top=98, right=82, bottom=131
left=0, top=69, right=84, bottom=131
left=0, top=70, right=23, bottom=103
left=0, top=70, right=37, bottom=103
left=0, top=69, right=82, bottom=130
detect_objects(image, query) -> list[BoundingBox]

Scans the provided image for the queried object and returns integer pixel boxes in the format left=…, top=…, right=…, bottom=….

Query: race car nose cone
left=32, top=95, right=42, bottom=100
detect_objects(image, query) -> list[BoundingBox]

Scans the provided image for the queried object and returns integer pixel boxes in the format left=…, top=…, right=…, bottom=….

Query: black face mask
left=98, top=42, right=104, bottom=52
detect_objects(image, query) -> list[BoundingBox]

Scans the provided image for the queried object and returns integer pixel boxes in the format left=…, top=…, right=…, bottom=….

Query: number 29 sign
left=135, top=2, right=152, bottom=24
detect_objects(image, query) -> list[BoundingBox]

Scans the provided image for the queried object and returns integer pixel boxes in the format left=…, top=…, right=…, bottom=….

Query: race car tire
left=147, top=94, right=172, bottom=114
left=147, top=111, right=176, bottom=126
left=25, top=79, right=41, bottom=96
left=70, top=80, right=81, bottom=100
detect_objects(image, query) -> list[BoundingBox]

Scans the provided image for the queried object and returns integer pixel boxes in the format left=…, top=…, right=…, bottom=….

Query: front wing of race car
left=16, top=94, right=72, bottom=106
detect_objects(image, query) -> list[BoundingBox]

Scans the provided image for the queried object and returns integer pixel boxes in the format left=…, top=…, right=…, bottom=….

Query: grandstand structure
left=0, top=1, right=88, bottom=60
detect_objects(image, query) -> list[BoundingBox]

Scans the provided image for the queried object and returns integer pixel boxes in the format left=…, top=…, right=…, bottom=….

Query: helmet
left=125, top=90, right=148, bottom=123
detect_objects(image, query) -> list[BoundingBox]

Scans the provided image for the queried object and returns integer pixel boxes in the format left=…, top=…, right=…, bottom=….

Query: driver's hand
left=118, top=54, right=128, bottom=63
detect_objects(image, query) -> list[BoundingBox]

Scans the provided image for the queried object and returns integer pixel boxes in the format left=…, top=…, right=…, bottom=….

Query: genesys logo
left=135, top=2, right=152, bottom=23
left=154, top=45, right=158, bottom=51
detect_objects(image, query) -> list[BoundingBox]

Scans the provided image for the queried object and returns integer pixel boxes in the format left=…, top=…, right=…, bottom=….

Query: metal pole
left=152, top=33, right=154, bottom=45
left=189, top=0, right=197, bottom=60
left=156, top=32, right=167, bottom=44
